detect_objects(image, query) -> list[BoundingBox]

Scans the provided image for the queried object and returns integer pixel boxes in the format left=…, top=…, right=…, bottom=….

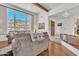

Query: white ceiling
left=40, top=3, right=65, bottom=10
left=40, top=3, right=79, bottom=10
left=9, top=3, right=79, bottom=19
left=67, top=6, right=79, bottom=16
left=50, top=5, right=79, bottom=17
left=3, top=3, right=47, bottom=14
left=2, top=3, right=79, bottom=17
left=40, top=3, right=79, bottom=16
left=10, top=3, right=43, bottom=14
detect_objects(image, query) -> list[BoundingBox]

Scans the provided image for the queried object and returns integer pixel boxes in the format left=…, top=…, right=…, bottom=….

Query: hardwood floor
left=38, top=49, right=49, bottom=56
left=49, top=41, right=63, bottom=56
left=38, top=41, right=75, bottom=56
left=0, top=40, right=9, bottom=48
left=38, top=41, right=63, bottom=56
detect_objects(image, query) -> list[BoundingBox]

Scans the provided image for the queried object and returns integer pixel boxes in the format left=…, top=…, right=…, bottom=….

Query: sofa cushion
left=31, top=33, right=45, bottom=42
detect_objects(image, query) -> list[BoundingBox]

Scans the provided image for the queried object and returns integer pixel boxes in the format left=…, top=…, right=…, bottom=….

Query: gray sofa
left=12, top=32, right=49, bottom=56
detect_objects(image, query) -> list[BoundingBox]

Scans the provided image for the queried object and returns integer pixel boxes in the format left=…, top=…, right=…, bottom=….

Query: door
left=51, top=21, right=55, bottom=36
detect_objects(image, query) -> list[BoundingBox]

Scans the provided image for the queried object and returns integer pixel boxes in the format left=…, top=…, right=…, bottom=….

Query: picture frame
left=38, top=23, right=45, bottom=29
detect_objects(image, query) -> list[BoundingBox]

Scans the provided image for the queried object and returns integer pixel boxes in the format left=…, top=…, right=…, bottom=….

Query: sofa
left=12, top=32, right=49, bottom=56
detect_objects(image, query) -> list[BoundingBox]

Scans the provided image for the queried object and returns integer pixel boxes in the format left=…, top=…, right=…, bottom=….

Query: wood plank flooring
left=38, top=41, right=76, bottom=56
left=38, top=49, right=49, bottom=56
left=0, top=40, right=9, bottom=48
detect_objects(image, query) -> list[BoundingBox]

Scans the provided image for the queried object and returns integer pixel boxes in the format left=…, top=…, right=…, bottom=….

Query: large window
left=7, top=8, right=33, bottom=32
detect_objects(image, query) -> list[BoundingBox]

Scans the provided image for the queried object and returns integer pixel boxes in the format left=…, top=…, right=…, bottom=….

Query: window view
left=25, top=14, right=32, bottom=31
left=7, top=9, right=15, bottom=32
left=15, top=11, right=26, bottom=30
left=7, top=8, right=33, bottom=32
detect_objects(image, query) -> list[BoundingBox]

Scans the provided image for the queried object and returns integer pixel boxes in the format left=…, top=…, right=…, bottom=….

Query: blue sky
left=7, top=9, right=32, bottom=21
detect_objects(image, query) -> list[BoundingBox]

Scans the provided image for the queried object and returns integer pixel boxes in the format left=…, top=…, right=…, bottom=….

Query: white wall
left=49, top=17, right=62, bottom=35
left=0, top=5, right=8, bottom=41
left=62, top=17, right=75, bottom=35
left=48, top=4, right=79, bottom=16
left=50, top=16, right=76, bottom=35
left=37, top=12, right=49, bottom=33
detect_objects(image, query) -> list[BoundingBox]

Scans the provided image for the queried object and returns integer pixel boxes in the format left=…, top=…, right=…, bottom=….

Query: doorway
left=51, top=21, right=55, bottom=36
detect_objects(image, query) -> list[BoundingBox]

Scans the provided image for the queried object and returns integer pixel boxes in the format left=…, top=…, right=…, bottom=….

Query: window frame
left=3, top=5, right=34, bottom=33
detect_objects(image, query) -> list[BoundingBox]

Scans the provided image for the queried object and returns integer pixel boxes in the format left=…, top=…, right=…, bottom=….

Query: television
left=57, top=23, right=62, bottom=26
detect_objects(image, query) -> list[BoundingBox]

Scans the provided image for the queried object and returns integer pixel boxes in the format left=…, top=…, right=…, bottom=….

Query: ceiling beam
left=33, top=3, right=49, bottom=12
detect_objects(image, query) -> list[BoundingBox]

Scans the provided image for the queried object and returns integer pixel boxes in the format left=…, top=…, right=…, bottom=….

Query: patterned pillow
left=31, top=33, right=38, bottom=41
left=31, top=33, right=45, bottom=42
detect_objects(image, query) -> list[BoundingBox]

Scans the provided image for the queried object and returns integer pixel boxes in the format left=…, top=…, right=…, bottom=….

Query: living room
left=0, top=3, right=79, bottom=56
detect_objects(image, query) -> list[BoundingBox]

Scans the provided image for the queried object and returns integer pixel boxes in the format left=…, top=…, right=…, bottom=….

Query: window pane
left=25, top=14, right=32, bottom=31
left=7, top=8, right=15, bottom=31
left=15, top=11, right=26, bottom=31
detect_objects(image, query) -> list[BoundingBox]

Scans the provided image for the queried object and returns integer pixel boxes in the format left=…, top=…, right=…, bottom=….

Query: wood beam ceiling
left=33, top=3, right=49, bottom=12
